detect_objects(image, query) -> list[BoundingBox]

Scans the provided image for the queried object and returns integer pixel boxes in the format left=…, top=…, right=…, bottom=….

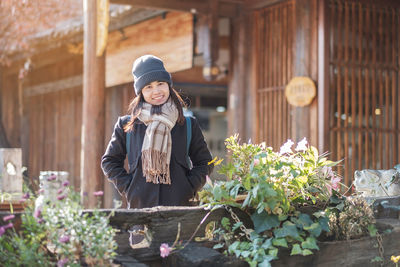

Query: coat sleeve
left=187, top=117, right=214, bottom=193
left=101, top=116, right=131, bottom=195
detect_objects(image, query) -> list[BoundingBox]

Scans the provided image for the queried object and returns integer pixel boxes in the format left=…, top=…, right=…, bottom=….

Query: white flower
left=295, top=138, right=308, bottom=152
left=279, top=139, right=294, bottom=155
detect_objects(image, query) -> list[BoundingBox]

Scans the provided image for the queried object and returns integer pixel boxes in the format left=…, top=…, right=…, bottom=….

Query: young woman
left=101, top=55, right=213, bottom=209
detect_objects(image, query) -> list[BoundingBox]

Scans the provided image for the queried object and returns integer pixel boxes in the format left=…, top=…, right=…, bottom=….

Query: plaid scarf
left=138, top=99, right=178, bottom=184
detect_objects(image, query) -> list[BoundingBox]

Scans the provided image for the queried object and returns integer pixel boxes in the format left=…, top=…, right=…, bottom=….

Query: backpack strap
left=126, top=131, right=132, bottom=164
left=185, top=116, right=192, bottom=168
left=125, top=116, right=132, bottom=164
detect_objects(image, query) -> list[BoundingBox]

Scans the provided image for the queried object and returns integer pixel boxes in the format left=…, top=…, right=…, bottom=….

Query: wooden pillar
left=81, top=0, right=106, bottom=208
left=291, top=0, right=318, bottom=145
left=317, top=0, right=330, bottom=153
left=0, top=67, right=10, bottom=148
left=228, top=12, right=252, bottom=140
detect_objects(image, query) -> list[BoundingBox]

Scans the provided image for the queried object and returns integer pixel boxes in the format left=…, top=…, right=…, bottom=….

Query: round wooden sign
left=285, top=77, right=316, bottom=107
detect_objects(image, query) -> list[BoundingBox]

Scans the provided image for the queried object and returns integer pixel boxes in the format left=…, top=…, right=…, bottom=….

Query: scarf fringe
left=142, top=149, right=171, bottom=184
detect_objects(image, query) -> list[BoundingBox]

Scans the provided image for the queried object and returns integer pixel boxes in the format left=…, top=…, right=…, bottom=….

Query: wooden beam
left=81, top=0, right=106, bottom=208
left=24, top=75, right=82, bottom=97
left=110, top=0, right=241, bottom=17
left=246, top=0, right=286, bottom=9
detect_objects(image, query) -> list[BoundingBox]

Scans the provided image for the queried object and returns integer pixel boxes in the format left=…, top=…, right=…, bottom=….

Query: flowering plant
left=198, top=135, right=344, bottom=266
left=0, top=180, right=118, bottom=267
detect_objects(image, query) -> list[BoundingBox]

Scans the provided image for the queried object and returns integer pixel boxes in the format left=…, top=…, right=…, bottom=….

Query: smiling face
left=141, top=81, right=170, bottom=105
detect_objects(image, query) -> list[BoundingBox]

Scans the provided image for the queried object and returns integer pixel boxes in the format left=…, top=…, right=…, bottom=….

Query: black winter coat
left=101, top=115, right=213, bottom=209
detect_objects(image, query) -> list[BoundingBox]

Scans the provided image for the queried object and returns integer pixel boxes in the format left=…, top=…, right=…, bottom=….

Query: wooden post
left=317, top=0, right=330, bottom=154
left=291, top=0, right=318, bottom=145
left=228, top=12, right=252, bottom=140
left=0, top=67, right=10, bottom=148
left=81, top=0, right=106, bottom=208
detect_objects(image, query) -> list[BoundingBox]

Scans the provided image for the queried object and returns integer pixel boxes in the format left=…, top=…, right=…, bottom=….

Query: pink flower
left=279, top=139, right=294, bottom=155
left=38, top=188, right=45, bottom=194
left=253, top=158, right=260, bottom=166
left=206, top=175, right=212, bottom=186
left=47, top=175, right=57, bottom=181
left=59, top=235, right=70, bottom=243
left=62, top=181, right=70, bottom=187
left=160, top=243, right=172, bottom=258
left=57, top=195, right=66, bottom=201
left=57, top=258, right=68, bottom=267
left=93, top=191, right=104, bottom=196
left=3, top=223, right=13, bottom=229
left=34, top=208, right=42, bottom=219
left=3, top=214, right=15, bottom=221
left=326, top=173, right=341, bottom=195
left=0, top=227, right=5, bottom=237
left=331, top=176, right=341, bottom=190
left=57, top=188, right=64, bottom=194
left=295, top=138, right=308, bottom=152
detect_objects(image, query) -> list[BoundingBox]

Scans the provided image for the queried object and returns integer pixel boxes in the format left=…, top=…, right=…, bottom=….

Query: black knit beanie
left=131, top=55, right=172, bottom=95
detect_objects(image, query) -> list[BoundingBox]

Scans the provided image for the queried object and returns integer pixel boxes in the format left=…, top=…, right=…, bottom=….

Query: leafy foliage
left=199, top=135, right=349, bottom=266
left=0, top=184, right=118, bottom=266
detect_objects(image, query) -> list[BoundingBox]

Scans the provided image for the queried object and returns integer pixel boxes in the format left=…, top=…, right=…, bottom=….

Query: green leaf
left=221, top=217, right=231, bottom=230
left=251, top=211, right=280, bottom=233
left=301, top=237, right=319, bottom=250
left=213, top=186, right=223, bottom=201
left=295, top=213, right=313, bottom=229
left=278, top=214, right=288, bottom=221
left=318, top=217, right=330, bottom=232
left=368, top=224, right=377, bottom=237
left=303, top=222, right=322, bottom=237
left=213, top=243, right=224, bottom=249
left=261, top=238, right=272, bottom=249
left=290, top=244, right=302, bottom=255
left=232, top=221, right=243, bottom=231
left=302, top=249, right=313, bottom=256
left=273, top=221, right=300, bottom=238
left=272, top=238, right=288, bottom=248
left=268, top=247, right=278, bottom=257
left=241, top=250, right=251, bottom=258
left=259, top=257, right=274, bottom=267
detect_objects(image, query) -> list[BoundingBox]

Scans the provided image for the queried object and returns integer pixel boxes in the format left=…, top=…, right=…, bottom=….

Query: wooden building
left=0, top=0, right=399, bottom=207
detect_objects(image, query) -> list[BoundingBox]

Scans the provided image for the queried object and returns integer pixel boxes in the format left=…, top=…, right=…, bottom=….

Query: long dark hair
left=123, top=86, right=187, bottom=132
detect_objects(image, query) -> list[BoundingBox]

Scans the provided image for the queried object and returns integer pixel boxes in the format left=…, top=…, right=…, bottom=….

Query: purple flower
left=93, top=191, right=104, bottom=196
left=57, top=188, right=64, bottom=194
left=57, top=258, right=68, bottom=267
left=3, top=223, right=13, bottom=229
left=22, top=192, right=30, bottom=199
left=59, top=235, right=70, bottom=243
left=47, top=175, right=57, bottom=181
left=3, top=214, right=15, bottom=222
left=62, top=181, right=70, bottom=187
left=57, top=195, right=66, bottom=201
left=160, top=243, right=172, bottom=258
left=37, top=218, right=44, bottom=224
left=0, top=227, right=5, bottom=237
left=34, top=208, right=42, bottom=219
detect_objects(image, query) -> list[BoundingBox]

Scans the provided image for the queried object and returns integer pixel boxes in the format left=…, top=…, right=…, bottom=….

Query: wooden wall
left=327, top=0, right=400, bottom=186
left=252, top=0, right=318, bottom=150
